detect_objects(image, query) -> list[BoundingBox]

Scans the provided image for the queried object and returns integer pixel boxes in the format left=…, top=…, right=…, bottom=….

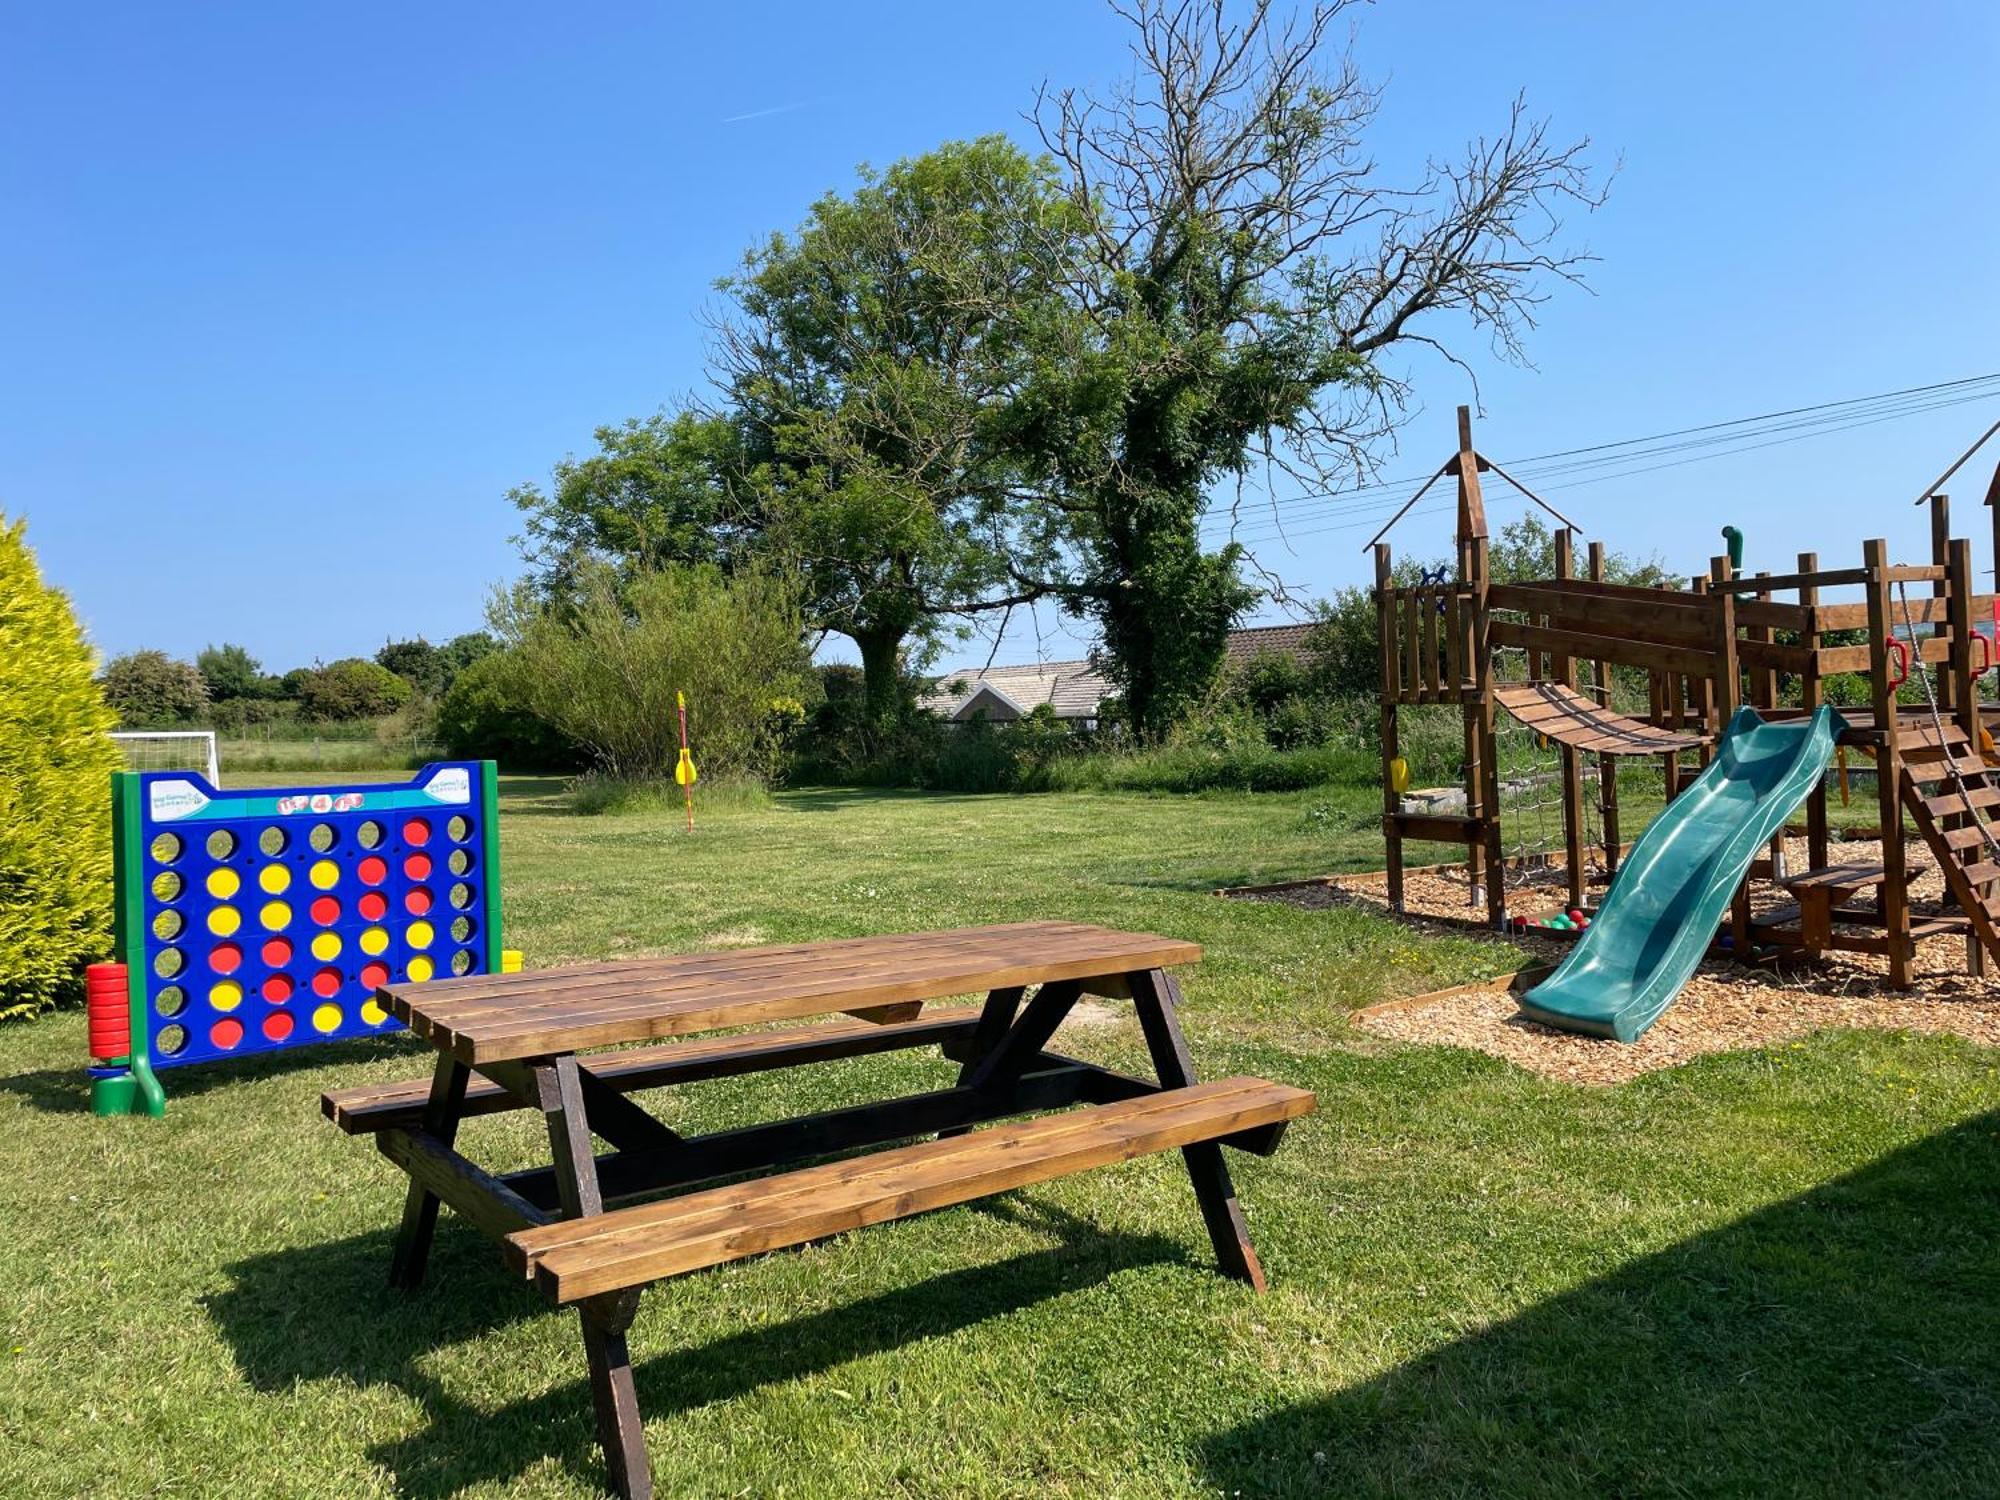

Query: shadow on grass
left=208, top=1200, right=1189, bottom=1498
left=1199, top=1110, right=2000, bottom=1497
left=0, top=1033, right=419, bottom=1114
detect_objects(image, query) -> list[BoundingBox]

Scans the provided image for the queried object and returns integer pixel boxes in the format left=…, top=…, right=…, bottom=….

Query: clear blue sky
left=5, top=2, right=1997, bottom=674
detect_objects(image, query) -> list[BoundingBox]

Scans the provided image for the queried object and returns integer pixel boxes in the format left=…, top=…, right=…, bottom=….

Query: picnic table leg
left=938, top=986, right=1024, bottom=1140
left=388, top=1053, right=471, bottom=1290
left=536, top=1054, right=654, bottom=1500
left=1127, top=968, right=1269, bottom=1294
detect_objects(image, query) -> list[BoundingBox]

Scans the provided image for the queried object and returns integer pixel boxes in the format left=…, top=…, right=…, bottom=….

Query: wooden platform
left=1493, top=682, right=1709, bottom=756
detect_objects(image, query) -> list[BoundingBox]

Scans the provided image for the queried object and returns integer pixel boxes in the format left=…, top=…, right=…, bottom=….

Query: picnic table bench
left=323, top=920, right=1314, bottom=1499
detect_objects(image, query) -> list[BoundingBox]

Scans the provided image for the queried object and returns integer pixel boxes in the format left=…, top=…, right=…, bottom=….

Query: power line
left=1205, top=375, right=2000, bottom=548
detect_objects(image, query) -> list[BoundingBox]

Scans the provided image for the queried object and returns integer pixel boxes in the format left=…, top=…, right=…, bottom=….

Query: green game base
left=90, top=1073, right=136, bottom=1117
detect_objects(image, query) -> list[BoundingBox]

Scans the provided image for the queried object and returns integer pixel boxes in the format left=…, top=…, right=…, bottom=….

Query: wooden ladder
left=1898, top=718, right=2000, bottom=963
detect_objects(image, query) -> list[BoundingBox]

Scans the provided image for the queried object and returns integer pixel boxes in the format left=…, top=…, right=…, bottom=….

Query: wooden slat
left=1488, top=619, right=1719, bottom=679
left=504, top=1076, right=1317, bottom=1303
left=1817, top=636, right=1953, bottom=675
left=1388, top=812, right=1486, bottom=843
left=323, top=1006, right=987, bottom=1135
left=1489, top=586, right=1716, bottom=648
left=1709, top=566, right=1870, bottom=594
left=389, top=923, right=1201, bottom=1065
left=1404, top=590, right=1422, bottom=704
left=1736, top=638, right=1814, bottom=674
left=1424, top=592, right=1440, bottom=704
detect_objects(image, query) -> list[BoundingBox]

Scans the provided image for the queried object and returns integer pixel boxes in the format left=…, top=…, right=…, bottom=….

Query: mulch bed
left=1228, top=840, right=2000, bottom=1085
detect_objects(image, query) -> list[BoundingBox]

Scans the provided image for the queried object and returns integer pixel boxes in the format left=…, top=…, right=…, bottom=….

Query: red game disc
left=310, top=895, right=341, bottom=925
left=404, top=887, right=433, bottom=916
left=402, top=817, right=432, bottom=847
left=358, top=890, right=387, bottom=921
left=261, top=937, right=292, bottom=968
left=261, top=974, right=294, bottom=1004
left=403, top=852, right=432, bottom=881
left=209, top=942, right=242, bottom=975
left=262, top=1011, right=295, bottom=1042
left=209, top=1017, right=245, bottom=1050
left=312, top=967, right=341, bottom=998
left=359, top=961, right=389, bottom=990
left=357, top=855, right=388, bottom=886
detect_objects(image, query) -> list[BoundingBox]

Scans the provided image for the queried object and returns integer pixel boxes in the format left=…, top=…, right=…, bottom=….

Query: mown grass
left=3, top=777, right=1999, bottom=1497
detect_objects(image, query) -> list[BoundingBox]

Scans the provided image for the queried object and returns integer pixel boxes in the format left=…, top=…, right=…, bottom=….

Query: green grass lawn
left=5, top=777, right=2000, bottom=1497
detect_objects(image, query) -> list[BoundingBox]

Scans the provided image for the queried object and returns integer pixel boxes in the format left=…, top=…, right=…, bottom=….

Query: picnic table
left=322, top=920, right=1315, bottom=1499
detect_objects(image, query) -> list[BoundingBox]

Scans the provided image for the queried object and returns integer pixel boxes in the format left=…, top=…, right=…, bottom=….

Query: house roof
left=1222, top=622, right=1318, bottom=667
left=920, top=659, right=1110, bottom=720
left=921, top=623, right=1318, bottom=721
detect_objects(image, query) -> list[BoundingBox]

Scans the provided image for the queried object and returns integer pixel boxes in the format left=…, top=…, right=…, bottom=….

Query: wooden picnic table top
left=384, top=921, right=1203, bottom=1064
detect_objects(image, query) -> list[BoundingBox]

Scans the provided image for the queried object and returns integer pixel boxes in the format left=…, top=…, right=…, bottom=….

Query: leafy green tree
left=375, top=638, right=442, bottom=694
left=1013, top=0, right=1603, bottom=735
left=100, top=649, right=210, bottom=726
left=509, top=411, right=760, bottom=601
left=295, top=658, right=412, bottom=721
left=713, top=136, right=1086, bottom=724
left=0, top=517, right=121, bottom=1018
left=195, top=642, right=267, bottom=701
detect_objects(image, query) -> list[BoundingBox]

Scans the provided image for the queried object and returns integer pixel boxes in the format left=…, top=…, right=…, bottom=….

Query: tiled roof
left=920, top=659, right=1111, bottom=720
left=1222, top=622, right=1318, bottom=666
left=921, top=623, right=1317, bottom=720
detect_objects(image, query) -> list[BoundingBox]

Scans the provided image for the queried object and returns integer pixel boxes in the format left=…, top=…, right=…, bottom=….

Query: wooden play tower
left=1371, top=408, right=2000, bottom=989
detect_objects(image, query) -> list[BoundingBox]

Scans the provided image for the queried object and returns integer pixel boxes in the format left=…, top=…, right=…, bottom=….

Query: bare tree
left=1016, top=0, right=1606, bottom=732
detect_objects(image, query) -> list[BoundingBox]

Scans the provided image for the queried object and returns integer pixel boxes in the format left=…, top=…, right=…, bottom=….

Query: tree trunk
left=854, top=626, right=907, bottom=727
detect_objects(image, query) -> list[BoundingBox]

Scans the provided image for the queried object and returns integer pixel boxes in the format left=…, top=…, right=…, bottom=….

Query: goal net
left=110, top=730, right=220, bottom=786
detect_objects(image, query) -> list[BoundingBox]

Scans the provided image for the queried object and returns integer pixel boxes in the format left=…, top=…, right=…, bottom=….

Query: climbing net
left=1490, top=646, right=1609, bottom=893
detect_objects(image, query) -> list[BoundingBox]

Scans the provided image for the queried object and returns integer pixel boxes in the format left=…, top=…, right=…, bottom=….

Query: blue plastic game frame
left=107, top=761, right=503, bottom=1105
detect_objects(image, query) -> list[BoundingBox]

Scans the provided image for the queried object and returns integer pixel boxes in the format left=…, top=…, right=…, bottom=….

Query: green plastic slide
left=1519, top=704, right=1847, bottom=1042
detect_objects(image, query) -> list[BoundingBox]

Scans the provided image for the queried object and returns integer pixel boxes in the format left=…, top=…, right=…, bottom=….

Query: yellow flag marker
left=674, top=690, right=698, bottom=833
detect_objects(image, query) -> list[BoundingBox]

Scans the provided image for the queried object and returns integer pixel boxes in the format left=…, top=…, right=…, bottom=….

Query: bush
left=434, top=651, right=586, bottom=771
left=100, top=649, right=209, bottom=726
left=295, top=658, right=413, bottom=720
left=0, top=518, right=121, bottom=1019
left=496, top=563, right=813, bottom=781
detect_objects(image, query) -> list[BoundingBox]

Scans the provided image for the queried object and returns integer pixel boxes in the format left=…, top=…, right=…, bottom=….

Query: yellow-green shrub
left=0, top=518, right=119, bottom=1019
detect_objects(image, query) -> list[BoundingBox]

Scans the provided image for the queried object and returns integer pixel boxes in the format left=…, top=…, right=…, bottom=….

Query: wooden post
left=1469, top=534, right=1506, bottom=929
left=1376, top=544, right=1405, bottom=911
left=1932, top=495, right=1956, bottom=716
left=1554, top=528, right=1586, bottom=911
left=1863, top=538, right=1913, bottom=989
left=1949, top=536, right=1985, bottom=977
left=1748, top=570, right=1785, bottom=880
left=1798, top=552, right=1830, bottom=874
left=1588, top=541, right=1620, bottom=877
left=1455, top=407, right=1491, bottom=910
left=1711, top=555, right=1749, bottom=954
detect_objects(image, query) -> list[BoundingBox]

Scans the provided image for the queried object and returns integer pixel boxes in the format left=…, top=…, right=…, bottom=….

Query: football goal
left=110, top=730, right=220, bottom=786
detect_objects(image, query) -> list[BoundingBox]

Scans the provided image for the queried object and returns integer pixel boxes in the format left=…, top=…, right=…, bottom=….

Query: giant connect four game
left=90, top=762, right=505, bottom=1115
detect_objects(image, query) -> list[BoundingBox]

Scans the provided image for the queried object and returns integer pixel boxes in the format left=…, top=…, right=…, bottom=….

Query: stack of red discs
left=85, top=963, right=129, bottom=1061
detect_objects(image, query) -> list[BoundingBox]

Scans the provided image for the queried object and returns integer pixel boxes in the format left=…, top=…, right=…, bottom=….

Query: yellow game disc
left=206, top=868, right=240, bottom=899
left=360, top=998, right=387, bottom=1026
left=207, top=905, right=241, bottom=936
left=406, top=955, right=434, bottom=983
left=359, top=926, right=389, bottom=956
left=309, top=858, right=340, bottom=890
left=310, top=932, right=342, bottom=962
left=209, top=980, right=243, bottom=1012
left=258, top=864, right=290, bottom=894
left=260, top=900, right=291, bottom=931
left=405, top=920, right=434, bottom=951
left=311, top=1003, right=342, bottom=1034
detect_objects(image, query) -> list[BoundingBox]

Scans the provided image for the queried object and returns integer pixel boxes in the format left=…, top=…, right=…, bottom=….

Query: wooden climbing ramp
left=1493, top=682, right=1709, bottom=757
